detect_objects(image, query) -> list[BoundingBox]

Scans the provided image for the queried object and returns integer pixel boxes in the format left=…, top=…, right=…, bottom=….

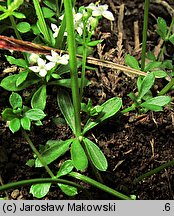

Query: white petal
left=37, top=58, right=46, bottom=67
left=45, top=54, right=53, bottom=62
left=100, top=5, right=109, bottom=11
left=103, top=11, right=114, bottom=21
left=87, top=3, right=96, bottom=10
left=45, top=62, right=55, bottom=70
left=76, top=26, right=83, bottom=36
left=74, top=13, right=82, bottom=21
left=39, top=69, right=47, bottom=77
left=62, top=54, right=69, bottom=60
left=29, top=53, right=39, bottom=63
left=51, top=50, right=59, bottom=58
left=57, top=58, right=68, bottom=65
left=29, top=66, right=40, bottom=72
left=53, top=31, right=58, bottom=38
left=92, top=10, right=102, bottom=16
left=59, top=14, right=64, bottom=20
left=51, top=23, right=58, bottom=32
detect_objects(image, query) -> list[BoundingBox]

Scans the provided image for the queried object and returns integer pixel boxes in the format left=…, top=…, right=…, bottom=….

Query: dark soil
left=0, top=0, right=174, bottom=200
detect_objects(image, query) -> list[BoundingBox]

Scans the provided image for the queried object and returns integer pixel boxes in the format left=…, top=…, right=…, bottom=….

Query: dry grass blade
left=0, top=35, right=147, bottom=77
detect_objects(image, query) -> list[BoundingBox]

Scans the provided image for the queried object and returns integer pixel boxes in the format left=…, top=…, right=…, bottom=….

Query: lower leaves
left=30, top=160, right=77, bottom=198
left=83, top=137, right=108, bottom=171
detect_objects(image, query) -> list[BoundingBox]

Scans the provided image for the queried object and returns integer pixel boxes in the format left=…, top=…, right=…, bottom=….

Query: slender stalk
left=9, top=15, right=22, bottom=40
left=133, top=159, right=174, bottom=184
left=121, top=105, right=136, bottom=114
left=80, top=46, right=87, bottom=100
left=0, top=178, right=83, bottom=192
left=0, top=175, right=9, bottom=199
left=9, top=15, right=27, bottom=62
left=158, top=77, right=174, bottom=96
left=21, top=129, right=55, bottom=178
left=141, top=0, right=150, bottom=71
left=69, top=172, right=132, bottom=200
left=64, top=0, right=81, bottom=137
left=80, top=22, right=87, bottom=100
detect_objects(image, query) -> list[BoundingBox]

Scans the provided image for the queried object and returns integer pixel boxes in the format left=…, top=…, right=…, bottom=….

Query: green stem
left=80, top=45, right=87, bottom=100
left=64, top=0, right=81, bottom=137
left=158, top=77, right=174, bottom=96
left=141, top=0, right=150, bottom=71
left=80, top=22, right=88, bottom=100
left=133, top=159, right=174, bottom=184
left=9, top=15, right=22, bottom=40
left=32, top=0, right=51, bottom=45
left=121, top=105, right=136, bottom=114
left=69, top=172, right=132, bottom=200
left=21, top=129, right=54, bottom=178
left=0, top=178, right=83, bottom=192
left=9, top=15, right=27, bottom=62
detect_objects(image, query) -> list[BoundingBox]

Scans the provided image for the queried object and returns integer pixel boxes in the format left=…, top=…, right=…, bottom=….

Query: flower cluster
left=51, top=2, right=114, bottom=37
left=29, top=51, right=69, bottom=77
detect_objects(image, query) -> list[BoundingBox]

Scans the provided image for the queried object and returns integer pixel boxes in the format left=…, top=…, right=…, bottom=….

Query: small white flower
left=51, top=23, right=67, bottom=38
left=29, top=53, right=39, bottom=63
left=29, top=57, right=55, bottom=77
left=87, top=3, right=114, bottom=21
left=46, top=50, right=69, bottom=65
left=59, top=10, right=84, bottom=36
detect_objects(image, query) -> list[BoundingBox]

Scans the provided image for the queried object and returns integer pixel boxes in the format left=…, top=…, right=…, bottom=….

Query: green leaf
left=71, top=140, right=88, bottom=171
left=57, top=89, right=75, bottom=134
left=58, top=61, right=82, bottom=75
left=156, top=17, right=167, bottom=40
left=30, top=183, right=51, bottom=198
left=0, top=12, right=10, bottom=21
left=77, top=46, right=93, bottom=56
left=83, top=138, right=108, bottom=171
left=144, top=61, right=162, bottom=72
left=43, top=0, right=56, bottom=11
left=16, top=70, right=28, bottom=86
left=58, top=184, right=78, bottom=196
left=146, top=51, right=156, bottom=61
left=6, top=56, right=28, bottom=68
left=83, top=97, right=122, bottom=134
left=16, top=22, right=31, bottom=33
left=169, top=34, right=174, bottom=45
left=50, top=78, right=90, bottom=88
left=21, top=116, right=31, bottom=130
left=31, top=85, right=46, bottom=110
left=56, top=160, right=74, bottom=178
left=8, top=0, right=24, bottom=12
left=125, top=54, right=140, bottom=70
left=25, top=109, right=46, bottom=121
left=2, top=108, right=16, bottom=121
left=9, top=92, right=22, bottom=109
left=35, top=139, right=73, bottom=167
left=161, top=60, right=173, bottom=70
left=12, top=11, right=26, bottom=18
left=153, top=70, right=167, bottom=78
left=141, top=96, right=171, bottom=111
left=42, top=7, right=55, bottom=18
left=137, top=76, right=143, bottom=93
left=0, top=5, right=6, bottom=12
left=138, top=72, right=155, bottom=100
left=26, top=159, right=35, bottom=167
left=0, top=73, right=41, bottom=91
left=9, top=118, right=21, bottom=133
left=87, top=40, right=103, bottom=47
